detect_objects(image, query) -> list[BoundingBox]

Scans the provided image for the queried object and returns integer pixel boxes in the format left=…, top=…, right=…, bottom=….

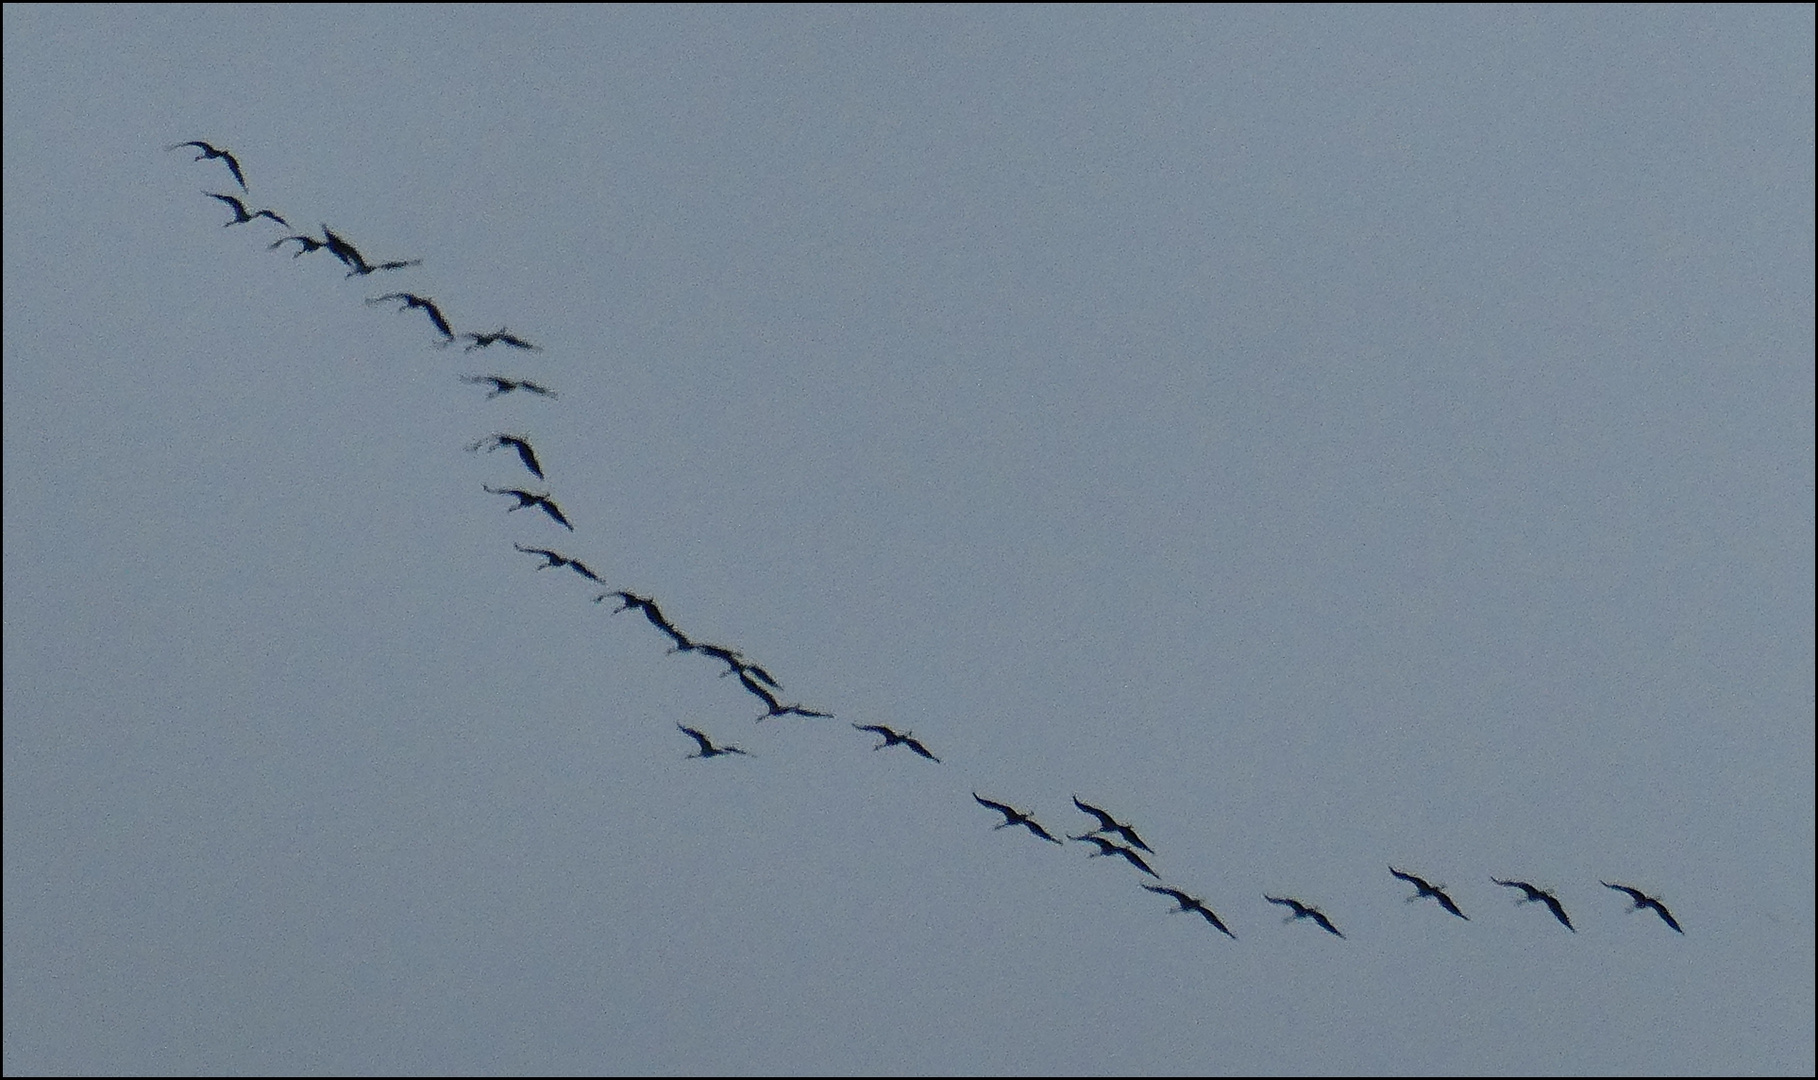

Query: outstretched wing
left=1433, top=890, right=1469, bottom=920
left=676, top=724, right=713, bottom=754
left=973, top=793, right=1016, bottom=819
left=1541, top=894, right=1574, bottom=932
left=1072, top=796, right=1117, bottom=831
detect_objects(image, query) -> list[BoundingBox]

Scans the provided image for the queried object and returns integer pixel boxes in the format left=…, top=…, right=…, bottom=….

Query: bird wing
left=1071, top=796, right=1116, bottom=829
left=1435, top=891, right=1468, bottom=920
left=1542, top=895, right=1574, bottom=931
left=511, top=438, right=543, bottom=479
left=1113, top=823, right=1153, bottom=853
left=1021, top=819, right=1064, bottom=844
left=676, top=724, right=712, bottom=753
left=1199, top=908, right=1237, bottom=940
left=536, top=498, right=574, bottom=530
left=1648, top=902, right=1684, bottom=934
left=1311, top=911, right=1344, bottom=938
left=904, top=737, right=939, bottom=762
left=1119, top=847, right=1158, bottom=877
left=852, top=723, right=889, bottom=737
left=421, top=301, right=454, bottom=338
left=973, top=794, right=1016, bottom=818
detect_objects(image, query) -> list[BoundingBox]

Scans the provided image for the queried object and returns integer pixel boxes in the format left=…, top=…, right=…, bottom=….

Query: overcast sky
left=4, top=5, right=1813, bottom=1075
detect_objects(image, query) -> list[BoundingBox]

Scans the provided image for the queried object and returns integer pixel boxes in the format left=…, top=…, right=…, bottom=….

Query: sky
left=3, top=5, right=1813, bottom=1075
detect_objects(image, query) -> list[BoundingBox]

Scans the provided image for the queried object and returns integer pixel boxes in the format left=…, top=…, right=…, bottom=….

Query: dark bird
left=482, top=484, right=573, bottom=530
left=734, top=667, right=830, bottom=721
left=1141, top=883, right=1237, bottom=940
left=1601, top=882, right=1684, bottom=934
left=460, top=374, right=559, bottom=400
left=1071, top=796, right=1154, bottom=854
left=685, top=642, right=783, bottom=691
left=461, top=327, right=541, bottom=352
left=367, top=292, right=454, bottom=340
left=168, top=141, right=246, bottom=190
left=1389, top=866, right=1469, bottom=920
left=972, top=793, right=1064, bottom=845
left=468, top=432, right=545, bottom=479
left=677, top=723, right=749, bottom=759
left=598, top=590, right=702, bottom=655
left=268, top=234, right=329, bottom=257
left=1068, top=833, right=1159, bottom=878
left=851, top=722, right=940, bottom=763
left=512, top=542, right=601, bottom=583
left=1491, top=878, right=1575, bottom=932
left=1264, top=895, right=1346, bottom=939
left=320, top=225, right=368, bottom=272
left=205, top=192, right=286, bottom=227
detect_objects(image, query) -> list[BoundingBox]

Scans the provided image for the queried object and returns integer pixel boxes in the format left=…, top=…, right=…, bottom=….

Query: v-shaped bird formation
left=165, top=138, right=1689, bottom=945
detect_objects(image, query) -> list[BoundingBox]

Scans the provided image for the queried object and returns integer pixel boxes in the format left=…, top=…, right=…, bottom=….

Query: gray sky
left=4, top=5, right=1812, bottom=1074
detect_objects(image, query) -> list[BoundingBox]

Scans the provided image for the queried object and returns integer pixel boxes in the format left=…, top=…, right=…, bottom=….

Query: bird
left=512, top=542, right=601, bottom=583
left=459, top=374, right=559, bottom=400
left=677, top=723, right=749, bottom=759
left=320, top=225, right=369, bottom=272
left=733, top=667, right=830, bottom=721
left=205, top=192, right=286, bottom=227
left=460, top=327, right=541, bottom=352
left=367, top=292, right=454, bottom=340
left=1264, top=895, right=1346, bottom=939
left=1070, top=796, right=1154, bottom=854
left=684, top=642, right=782, bottom=691
left=1389, top=867, right=1469, bottom=920
left=268, top=233, right=329, bottom=257
left=1491, top=878, right=1574, bottom=932
left=851, top=722, right=940, bottom=763
left=468, top=433, right=545, bottom=479
left=1601, top=882, right=1683, bottom=934
left=1141, top=883, right=1237, bottom=940
left=168, top=141, right=246, bottom=190
left=971, top=793, right=1064, bottom=845
left=482, top=485, right=573, bottom=530
left=597, top=590, right=703, bottom=655
left=1068, top=833, right=1158, bottom=877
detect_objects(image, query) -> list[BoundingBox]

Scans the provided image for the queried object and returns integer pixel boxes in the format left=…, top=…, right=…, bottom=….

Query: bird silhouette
left=1601, top=882, right=1683, bottom=934
left=1068, top=833, right=1159, bottom=877
left=1141, top=883, right=1237, bottom=940
left=468, top=433, right=545, bottom=479
left=460, top=327, right=541, bottom=352
left=1491, top=878, right=1574, bottom=932
left=320, top=225, right=369, bottom=272
left=205, top=192, right=286, bottom=227
left=731, top=667, right=829, bottom=721
left=367, top=292, right=454, bottom=340
left=677, top=723, right=749, bottom=759
left=1389, top=867, right=1469, bottom=920
left=1264, top=895, right=1346, bottom=938
left=1070, top=796, right=1154, bottom=854
left=169, top=141, right=246, bottom=190
left=482, top=485, right=573, bottom=530
left=460, top=374, right=559, bottom=400
left=972, top=793, right=1064, bottom=845
left=851, top=723, right=940, bottom=762
left=512, top=542, right=601, bottom=583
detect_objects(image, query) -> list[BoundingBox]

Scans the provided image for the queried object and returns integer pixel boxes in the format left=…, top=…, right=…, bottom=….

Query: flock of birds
left=167, top=139, right=1688, bottom=945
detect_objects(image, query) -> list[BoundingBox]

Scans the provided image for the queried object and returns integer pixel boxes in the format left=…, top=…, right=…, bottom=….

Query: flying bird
left=320, top=225, right=369, bottom=272
left=598, top=590, right=698, bottom=654
left=851, top=722, right=940, bottom=762
left=268, top=233, right=329, bottom=257
left=482, top=485, right=573, bottom=530
left=367, top=292, right=454, bottom=340
left=1068, top=833, right=1159, bottom=878
left=461, top=327, right=541, bottom=352
left=468, top=433, right=545, bottom=479
left=1389, top=867, right=1469, bottom=920
left=205, top=192, right=286, bottom=227
left=1491, top=878, right=1574, bottom=932
left=1070, top=796, right=1154, bottom=854
left=1264, top=895, right=1346, bottom=939
left=512, top=542, right=601, bottom=583
left=459, top=374, right=559, bottom=400
left=733, top=667, right=830, bottom=721
left=685, top=642, right=783, bottom=691
left=1601, top=882, right=1683, bottom=934
left=168, top=141, right=246, bottom=190
left=972, top=793, right=1064, bottom=845
left=677, top=724, right=749, bottom=759
left=1141, top=883, right=1237, bottom=940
